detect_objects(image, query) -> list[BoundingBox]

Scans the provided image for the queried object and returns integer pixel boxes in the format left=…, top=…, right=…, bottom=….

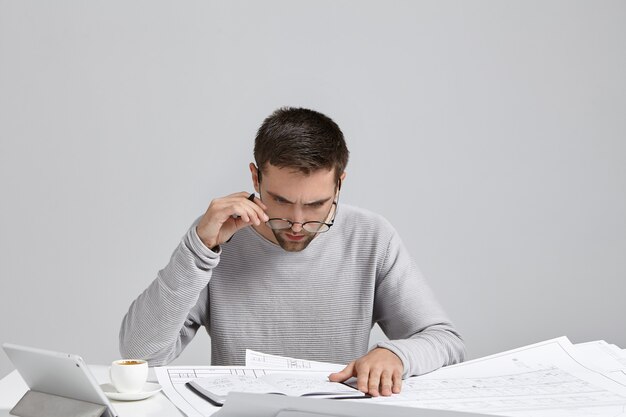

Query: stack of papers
left=186, top=372, right=368, bottom=407
left=368, top=337, right=626, bottom=416
left=155, top=350, right=348, bottom=417
left=155, top=337, right=626, bottom=417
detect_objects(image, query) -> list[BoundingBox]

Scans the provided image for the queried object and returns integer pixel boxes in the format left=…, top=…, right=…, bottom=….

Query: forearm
left=374, top=227, right=466, bottom=378
left=119, top=224, right=218, bottom=365
left=376, top=324, right=466, bottom=378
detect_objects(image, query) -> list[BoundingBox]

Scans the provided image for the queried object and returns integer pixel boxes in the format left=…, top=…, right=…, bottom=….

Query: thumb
left=328, top=361, right=355, bottom=382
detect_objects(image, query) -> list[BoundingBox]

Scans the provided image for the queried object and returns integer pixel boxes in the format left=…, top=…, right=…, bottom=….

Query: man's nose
left=290, top=207, right=305, bottom=233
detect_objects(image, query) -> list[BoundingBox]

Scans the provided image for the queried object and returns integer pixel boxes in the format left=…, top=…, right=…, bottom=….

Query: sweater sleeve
left=373, top=229, right=466, bottom=378
left=119, top=222, right=219, bottom=366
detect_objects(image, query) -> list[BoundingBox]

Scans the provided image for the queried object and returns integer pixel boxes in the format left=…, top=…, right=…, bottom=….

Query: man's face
left=250, top=163, right=342, bottom=252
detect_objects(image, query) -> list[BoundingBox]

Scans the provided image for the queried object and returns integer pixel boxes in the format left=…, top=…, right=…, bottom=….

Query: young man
left=120, top=107, right=465, bottom=397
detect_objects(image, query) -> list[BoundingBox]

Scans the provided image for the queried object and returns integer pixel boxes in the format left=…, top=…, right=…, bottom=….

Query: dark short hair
left=254, top=107, right=349, bottom=183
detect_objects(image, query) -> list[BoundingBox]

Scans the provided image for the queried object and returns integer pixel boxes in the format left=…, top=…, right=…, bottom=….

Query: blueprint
left=244, top=349, right=343, bottom=372
left=369, top=337, right=626, bottom=416
left=156, top=337, right=626, bottom=417
left=155, top=366, right=338, bottom=417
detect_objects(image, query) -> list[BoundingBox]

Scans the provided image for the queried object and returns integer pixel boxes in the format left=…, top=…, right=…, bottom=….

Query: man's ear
left=249, top=162, right=260, bottom=193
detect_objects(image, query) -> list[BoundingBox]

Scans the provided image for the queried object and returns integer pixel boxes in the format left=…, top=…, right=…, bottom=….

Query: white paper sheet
left=575, top=340, right=626, bottom=370
left=156, top=366, right=346, bottom=417
left=158, top=341, right=626, bottom=417
left=215, top=392, right=494, bottom=417
left=191, top=372, right=362, bottom=397
left=245, top=349, right=344, bottom=372
left=367, top=337, right=626, bottom=417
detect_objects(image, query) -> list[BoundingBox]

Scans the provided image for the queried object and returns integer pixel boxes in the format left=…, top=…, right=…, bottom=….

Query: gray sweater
left=119, top=204, right=465, bottom=377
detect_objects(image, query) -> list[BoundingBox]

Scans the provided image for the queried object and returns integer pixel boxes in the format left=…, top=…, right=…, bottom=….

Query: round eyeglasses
left=256, top=170, right=342, bottom=235
left=265, top=202, right=337, bottom=234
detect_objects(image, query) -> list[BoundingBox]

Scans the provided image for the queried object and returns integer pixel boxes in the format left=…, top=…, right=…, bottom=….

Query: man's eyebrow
left=266, top=191, right=332, bottom=205
left=304, top=197, right=332, bottom=206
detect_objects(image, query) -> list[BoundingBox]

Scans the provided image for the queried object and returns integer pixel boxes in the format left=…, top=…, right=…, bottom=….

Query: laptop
left=2, top=343, right=118, bottom=417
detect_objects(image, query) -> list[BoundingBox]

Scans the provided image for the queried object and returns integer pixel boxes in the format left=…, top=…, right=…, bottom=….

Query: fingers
left=249, top=193, right=268, bottom=211
left=367, top=368, right=382, bottom=397
left=380, top=371, right=393, bottom=396
left=329, top=361, right=397, bottom=398
left=356, top=364, right=370, bottom=394
left=355, top=366, right=395, bottom=397
left=197, top=192, right=269, bottom=248
left=392, top=370, right=402, bottom=394
left=218, top=192, right=268, bottom=225
left=236, top=193, right=269, bottom=225
left=346, top=349, right=404, bottom=397
left=328, top=361, right=355, bottom=382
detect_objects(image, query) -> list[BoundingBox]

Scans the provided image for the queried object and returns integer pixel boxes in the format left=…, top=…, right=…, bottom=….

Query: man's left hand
left=328, top=348, right=403, bottom=397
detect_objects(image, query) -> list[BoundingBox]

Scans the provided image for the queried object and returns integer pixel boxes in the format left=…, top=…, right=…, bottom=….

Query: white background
left=1, top=1, right=625, bottom=378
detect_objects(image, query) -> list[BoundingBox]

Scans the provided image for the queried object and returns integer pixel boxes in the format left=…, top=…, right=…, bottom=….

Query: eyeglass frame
left=256, top=167, right=341, bottom=234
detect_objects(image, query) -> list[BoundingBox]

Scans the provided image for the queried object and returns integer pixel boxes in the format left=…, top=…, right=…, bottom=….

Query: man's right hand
left=196, top=192, right=269, bottom=250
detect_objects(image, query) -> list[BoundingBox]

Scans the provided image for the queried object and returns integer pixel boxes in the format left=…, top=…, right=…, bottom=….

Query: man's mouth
left=284, top=233, right=305, bottom=241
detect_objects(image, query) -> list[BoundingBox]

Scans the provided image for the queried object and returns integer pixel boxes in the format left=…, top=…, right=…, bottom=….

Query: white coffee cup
left=109, top=359, right=148, bottom=393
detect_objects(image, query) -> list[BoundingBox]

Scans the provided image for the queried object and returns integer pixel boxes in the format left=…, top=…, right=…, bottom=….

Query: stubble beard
left=273, top=230, right=317, bottom=252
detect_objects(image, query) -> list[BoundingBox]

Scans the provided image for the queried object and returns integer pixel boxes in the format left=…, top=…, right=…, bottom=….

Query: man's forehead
left=261, top=166, right=337, bottom=202
left=262, top=163, right=333, bottom=175
left=262, top=165, right=336, bottom=184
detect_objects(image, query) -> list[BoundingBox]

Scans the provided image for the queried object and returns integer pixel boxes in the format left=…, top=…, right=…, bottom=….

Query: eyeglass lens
left=266, top=219, right=330, bottom=233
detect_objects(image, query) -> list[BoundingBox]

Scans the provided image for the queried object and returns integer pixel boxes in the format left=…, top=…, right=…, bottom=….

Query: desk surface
left=0, top=365, right=183, bottom=417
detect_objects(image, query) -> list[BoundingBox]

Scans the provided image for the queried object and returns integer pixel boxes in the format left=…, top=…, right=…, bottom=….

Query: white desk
left=0, top=365, right=183, bottom=417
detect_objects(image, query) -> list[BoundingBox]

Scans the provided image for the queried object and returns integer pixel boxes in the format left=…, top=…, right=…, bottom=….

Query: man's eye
left=309, top=203, right=324, bottom=208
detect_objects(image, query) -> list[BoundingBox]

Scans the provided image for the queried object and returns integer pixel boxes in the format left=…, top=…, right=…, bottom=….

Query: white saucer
left=100, top=382, right=162, bottom=401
